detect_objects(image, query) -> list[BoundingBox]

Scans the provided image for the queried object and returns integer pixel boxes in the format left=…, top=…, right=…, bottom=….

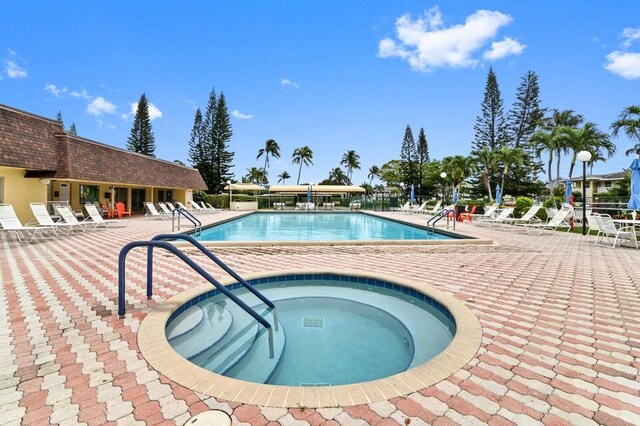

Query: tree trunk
left=555, top=149, right=561, bottom=184
left=501, top=171, right=507, bottom=201
left=568, top=161, right=576, bottom=180
left=296, top=162, right=303, bottom=185
left=548, top=154, right=556, bottom=208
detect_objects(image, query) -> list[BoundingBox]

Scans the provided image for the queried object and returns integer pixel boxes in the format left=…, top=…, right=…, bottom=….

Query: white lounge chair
left=165, top=202, right=176, bottom=211
left=478, top=207, right=514, bottom=226
left=29, top=202, right=81, bottom=235
left=199, top=201, right=219, bottom=213
left=521, top=208, right=571, bottom=235
left=189, top=201, right=207, bottom=214
left=85, top=204, right=128, bottom=228
left=144, top=202, right=171, bottom=220
left=424, top=200, right=442, bottom=215
left=502, top=204, right=543, bottom=226
left=175, top=201, right=194, bottom=212
left=594, top=213, right=638, bottom=249
left=0, top=204, right=54, bottom=242
left=472, top=204, right=499, bottom=223
left=409, top=202, right=428, bottom=215
left=157, top=202, right=174, bottom=215
left=54, top=205, right=96, bottom=231
left=391, top=202, right=409, bottom=212
left=586, top=214, right=600, bottom=235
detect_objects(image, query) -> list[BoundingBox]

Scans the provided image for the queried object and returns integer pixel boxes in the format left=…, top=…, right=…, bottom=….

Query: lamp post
left=440, top=172, right=447, bottom=205
left=576, top=151, right=592, bottom=235
left=226, top=180, right=232, bottom=210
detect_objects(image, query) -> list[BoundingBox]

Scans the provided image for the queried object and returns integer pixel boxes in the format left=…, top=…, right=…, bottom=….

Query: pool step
left=225, top=312, right=286, bottom=384
left=166, top=305, right=204, bottom=340
left=169, top=303, right=233, bottom=360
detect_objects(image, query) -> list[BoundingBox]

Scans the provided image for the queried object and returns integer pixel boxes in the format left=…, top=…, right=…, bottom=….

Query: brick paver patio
left=1, top=211, right=639, bottom=425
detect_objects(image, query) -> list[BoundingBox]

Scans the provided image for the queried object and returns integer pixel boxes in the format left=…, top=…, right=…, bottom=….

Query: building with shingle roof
left=0, top=103, right=207, bottom=222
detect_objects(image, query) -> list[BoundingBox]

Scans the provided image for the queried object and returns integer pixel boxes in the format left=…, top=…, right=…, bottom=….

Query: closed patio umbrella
left=453, top=188, right=459, bottom=204
left=410, top=184, right=415, bottom=205
left=307, top=186, right=311, bottom=203
left=495, top=184, right=501, bottom=205
left=565, top=180, right=573, bottom=204
left=629, top=158, right=640, bottom=219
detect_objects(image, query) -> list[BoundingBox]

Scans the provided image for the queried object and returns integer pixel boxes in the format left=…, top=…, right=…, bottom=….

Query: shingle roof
left=0, top=104, right=207, bottom=190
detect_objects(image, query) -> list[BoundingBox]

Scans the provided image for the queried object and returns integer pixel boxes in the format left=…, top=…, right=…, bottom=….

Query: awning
left=269, top=185, right=365, bottom=195
left=223, top=183, right=264, bottom=191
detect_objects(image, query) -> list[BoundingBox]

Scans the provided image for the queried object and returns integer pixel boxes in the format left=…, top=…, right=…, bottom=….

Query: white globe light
left=440, top=172, right=447, bottom=179
left=577, top=151, right=592, bottom=162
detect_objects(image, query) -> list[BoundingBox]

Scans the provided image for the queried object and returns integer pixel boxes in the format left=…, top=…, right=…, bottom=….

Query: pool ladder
left=426, top=208, right=454, bottom=232
left=117, top=234, right=277, bottom=358
left=172, top=207, right=201, bottom=236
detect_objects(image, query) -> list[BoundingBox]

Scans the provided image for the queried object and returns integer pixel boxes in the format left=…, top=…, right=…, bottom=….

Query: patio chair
left=586, top=214, right=600, bottom=235
left=472, top=204, right=499, bottom=223
left=458, top=205, right=477, bottom=222
left=115, top=202, right=132, bottom=219
left=29, top=202, right=81, bottom=235
left=502, top=204, right=543, bottom=226
left=157, top=202, right=174, bottom=215
left=144, top=202, right=171, bottom=220
left=521, top=208, right=571, bottom=235
left=205, top=202, right=219, bottom=211
left=175, top=201, right=193, bottom=212
left=189, top=200, right=207, bottom=214
left=85, top=204, right=128, bottom=228
left=477, top=207, right=514, bottom=226
left=101, top=203, right=116, bottom=218
left=391, top=202, right=409, bottom=212
left=199, top=201, right=220, bottom=213
left=0, top=204, right=54, bottom=242
left=54, top=205, right=95, bottom=231
left=594, top=213, right=638, bottom=249
left=409, top=202, right=428, bottom=215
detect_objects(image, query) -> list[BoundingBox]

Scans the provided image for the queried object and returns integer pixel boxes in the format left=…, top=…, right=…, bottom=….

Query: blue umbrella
left=453, top=188, right=459, bottom=204
left=307, top=186, right=311, bottom=203
left=628, top=158, right=640, bottom=211
left=495, top=184, right=501, bottom=205
left=410, top=184, right=415, bottom=205
left=565, top=180, right=573, bottom=204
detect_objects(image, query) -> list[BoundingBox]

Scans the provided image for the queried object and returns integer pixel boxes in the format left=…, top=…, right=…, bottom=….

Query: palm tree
left=277, top=171, right=290, bottom=185
left=243, top=167, right=266, bottom=185
left=610, top=105, right=640, bottom=156
left=292, top=146, right=314, bottom=184
left=495, top=146, right=525, bottom=198
left=471, top=147, right=496, bottom=201
left=559, top=123, right=615, bottom=179
left=544, top=109, right=583, bottom=184
left=530, top=130, right=561, bottom=206
left=256, top=139, right=281, bottom=180
left=368, top=165, right=380, bottom=186
left=442, top=155, right=476, bottom=193
left=328, top=167, right=349, bottom=185
left=340, top=150, right=361, bottom=184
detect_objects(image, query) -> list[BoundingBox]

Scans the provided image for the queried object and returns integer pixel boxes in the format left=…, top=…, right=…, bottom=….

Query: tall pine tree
left=127, top=93, right=156, bottom=157
left=68, top=123, right=77, bottom=136
left=416, top=128, right=430, bottom=201
left=400, top=125, right=417, bottom=191
left=188, top=108, right=211, bottom=189
left=211, top=92, right=234, bottom=193
left=56, top=111, right=64, bottom=130
left=473, top=67, right=508, bottom=152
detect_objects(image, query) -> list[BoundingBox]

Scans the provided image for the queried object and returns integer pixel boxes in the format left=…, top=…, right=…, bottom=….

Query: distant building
left=0, top=103, right=207, bottom=222
left=567, top=171, right=626, bottom=199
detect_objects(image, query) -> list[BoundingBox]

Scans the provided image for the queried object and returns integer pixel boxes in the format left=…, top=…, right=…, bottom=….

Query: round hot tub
left=138, top=270, right=481, bottom=407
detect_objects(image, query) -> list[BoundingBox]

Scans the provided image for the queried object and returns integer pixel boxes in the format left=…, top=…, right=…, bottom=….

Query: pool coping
left=179, top=210, right=494, bottom=247
left=137, top=269, right=483, bottom=408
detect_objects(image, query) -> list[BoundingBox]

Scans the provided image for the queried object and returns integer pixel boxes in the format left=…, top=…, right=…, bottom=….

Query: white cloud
left=605, top=51, right=640, bottom=79
left=621, top=27, right=640, bottom=48
left=87, top=97, right=117, bottom=116
left=4, top=48, right=28, bottom=79
left=70, top=89, right=91, bottom=99
left=604, top=28, right=640, bottom=79
left=231, top=109, right=253, bottom=120
left=44, top=84, right=68, bottom=97
left=378, top=6, right=521, bottom=71
left=128, top=101, right=163, bottom=121
left=280, top=78, right=300, bottom=89
left=483, top=37, right=526, bottom=60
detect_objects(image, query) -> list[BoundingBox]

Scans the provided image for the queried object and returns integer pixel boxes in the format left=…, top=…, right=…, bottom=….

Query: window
left=604, top=182, right=612, bottom=188
left=79, top=185, right=99, bottom=204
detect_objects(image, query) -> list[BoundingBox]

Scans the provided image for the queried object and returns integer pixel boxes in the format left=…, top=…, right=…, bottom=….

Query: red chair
left=458, top=205, right=477, bottom=222
left=101, top=203, right=115, bottom=218
left=115, top=202, right=132, bottom=219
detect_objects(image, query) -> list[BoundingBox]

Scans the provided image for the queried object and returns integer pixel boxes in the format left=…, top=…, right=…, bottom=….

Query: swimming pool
left=194, top=212, right=456, bottom=241
left=165, top=274, right=455, bottom=386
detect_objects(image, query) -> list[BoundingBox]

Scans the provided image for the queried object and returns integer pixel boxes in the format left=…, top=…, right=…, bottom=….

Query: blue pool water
left=166, top=275, right=456, bottom=386
left=194, top=212, right=455, bottom=241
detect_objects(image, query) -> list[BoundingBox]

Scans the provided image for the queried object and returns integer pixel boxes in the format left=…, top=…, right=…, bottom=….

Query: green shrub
left=514, top=197, right=533, bottom=218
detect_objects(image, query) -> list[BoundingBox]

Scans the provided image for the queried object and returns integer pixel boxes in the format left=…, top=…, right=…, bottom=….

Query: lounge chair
left=477, top=207, right=514, bottom=226
left=189, top=201, right=207, bottom=214
left=520, top=208, right=571, bottom=235
left=199, top=201, right=219, bottom=213
left=502, top=204, right=543, bottom=226
left=391, top=202, right=409, bottom=212
left=54, top=205, right=96, bottom=231
left=85, top=204, right=128, bottom=228
left=165, top=202, right=176, bottom=211
left=0, top=204, right=54, bottom=242
left=175, top=201, right=193, bottom=212
left=409, top=202, right=428, bottom=215
left=426, top=200, right=443, bottom=215
left=157, top=202, right=174, bottom=215
left=144, top=202, right=171, bottom=220
left=472, top=204, right=499, bottom=223
left=594, top=213, right=638, bottom=249
left=29, top=202, right=81, bottom=235
left=586, top=214, right=600, bottom=235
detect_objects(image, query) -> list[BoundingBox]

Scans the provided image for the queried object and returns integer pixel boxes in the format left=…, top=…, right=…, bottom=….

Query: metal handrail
left=149, top=234, right=275, bottom=309
left=118, top=240, right=272, bottom=328
left=426, top=208, right=452, bottom=232
left=172, top=207, right=201, bottom=235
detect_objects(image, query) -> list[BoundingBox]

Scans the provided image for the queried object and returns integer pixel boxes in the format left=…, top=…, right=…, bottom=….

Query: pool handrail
left=149, top=234, right=275, bottom=309
left=427, top=208, right=452, bottom=232
left=118, top=240, right=272, bottom=332
left=172, top=207, right=201, bottom=235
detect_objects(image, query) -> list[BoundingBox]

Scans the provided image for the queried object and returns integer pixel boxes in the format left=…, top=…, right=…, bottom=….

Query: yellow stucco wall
left=0, top=166, right=48, bottom=223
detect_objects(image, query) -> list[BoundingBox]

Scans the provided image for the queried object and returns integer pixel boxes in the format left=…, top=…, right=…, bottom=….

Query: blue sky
left=2, top=1, right=639, bottom=186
